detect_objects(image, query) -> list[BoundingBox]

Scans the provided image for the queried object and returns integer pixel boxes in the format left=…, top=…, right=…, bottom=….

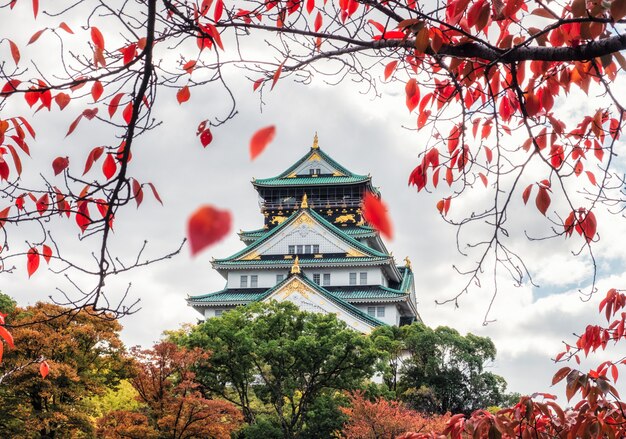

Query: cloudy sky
left=3, top=1, right=626, bottom=404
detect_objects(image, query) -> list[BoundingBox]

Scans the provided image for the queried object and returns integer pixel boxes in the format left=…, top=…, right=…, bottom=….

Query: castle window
left=288, top=245, right=295, bottom=254
left=377, top=307, right=385, bottom=317
left=215, top=309, right=223, bottom=317
left=305, top=245, right=312, bottom=253
left=367, top=307, right=376, bottom=317
left=309, top=168, right=321, bottom=175
left=250, top=275, right=258, bottom=288
left=313, top=245, right=319, bottom=253
left=313, top=274, right=321, bottom=285
left=360, top=272, right=367, bottom=285
left=323, top=273, right=331, bottom=286
left=349, top=272, right=357, bottom=285
left=276, top=274, right=284, bottom=283
left=297, top=245, right=304, bottom=254
left=240, top=275, right=248, bottom=288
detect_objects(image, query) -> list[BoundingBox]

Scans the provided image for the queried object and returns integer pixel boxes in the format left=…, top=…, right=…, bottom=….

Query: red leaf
left=52, top=157, right=69, bottom=175
left=132, top=178, right=143, bottom=207
left=384, top=60, right=398, bottom=80
left=55, top=92, right=71, bottom=110
left=108, top=93, right=124, bottom=118
left=314, top=11, right=323, bottom=31
left=36, top=193, right=49, bottom=215
left=177, top=86, right=190, bottom=104
left=0, top=325, right=14, bottom=348
left=147, top=182, right=163, bottom=205
left=76, top=201, right=90, bottom=233
left=552, top=367, right=571, bottom=385
left=479, top=172, right=488, bottom=187
left=91, top=80, right=104, bottom=102
left=122, top=102, right=133, bottom=124
left=250, top=126, right=276, bottom=160
left=362, top=192, right=393, bottom=239
left=522, top=184, right=532, bottom=205
left=83, top=146, right=104, bottom=175
left=187, top=205, right=232, bottom=255
left=42, top=244, right=52, bottom=263
left=40, top=360, right=49, bottom=379
left=183, top=60, right=196, bottom=74
left=32, top=0, right=39, bottom=17
left=121, top=43, right=136, bottom=65
left=59, top=22, right=74, bottom=34
left=28, top=29, right=46, bottom=45
left=0, top=160, right=9, bottom=181
left=66, top=109, right=97, bottom=136
left=307, top=0, right=315, bottom=13
left=536, top=186, right=551, bottom=215
left=8, top=40, right=20, bottom=64
left=214, top=0, right=224, bottom=20
left=0, top=206, right=10, bottom=228
left=6, top=144, right=22, bottom=176
left=586, top=171, right=597, bottom=186
left=271, top=62, right=284, bottom=91
left=102, top=154, right=117, bottom=180
left=574, top=159, right=583, bottom=176
left=27, top=247, right=40, bottom=277
left=405, top=78, right=420, bottom=112
left=200, top=129, right=213, bottom=147
left=91, top=27, right=105, bottom=50
left=253, top=78, right=263, bottom=91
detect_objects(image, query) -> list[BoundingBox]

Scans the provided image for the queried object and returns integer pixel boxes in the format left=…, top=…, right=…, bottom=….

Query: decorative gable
left=288, top=151, right=345, bottom=177
left=235, top=210, right=370, bottom=260
left=263, top=277, right=377, bottom=333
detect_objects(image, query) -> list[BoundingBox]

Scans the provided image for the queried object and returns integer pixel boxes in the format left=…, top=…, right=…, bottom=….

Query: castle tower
left=187, top=135, right=420, bottom=333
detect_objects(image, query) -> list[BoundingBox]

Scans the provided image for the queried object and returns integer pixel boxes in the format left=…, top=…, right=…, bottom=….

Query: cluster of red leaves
left=341, top=391, right=451, bottom=439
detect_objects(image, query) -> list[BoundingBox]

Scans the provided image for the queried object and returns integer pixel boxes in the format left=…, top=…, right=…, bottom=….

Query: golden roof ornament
left=301, top=193, right=309, bottom=209
left=404, top=256, right=412, bottom=270
left=291, top=256, right=301, bottom=274
left=312, top=132, right=319, bottom=149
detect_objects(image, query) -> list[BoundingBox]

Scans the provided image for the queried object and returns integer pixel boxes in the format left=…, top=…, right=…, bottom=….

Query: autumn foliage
left=341, top=392, right=451, bottom=439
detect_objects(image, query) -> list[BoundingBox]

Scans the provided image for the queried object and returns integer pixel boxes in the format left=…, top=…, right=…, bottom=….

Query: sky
left=2, top=1, right=626, bottom=405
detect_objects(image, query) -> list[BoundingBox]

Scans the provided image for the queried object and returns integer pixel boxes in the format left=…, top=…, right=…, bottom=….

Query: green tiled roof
left=188, top=274, right=386, bottom=328
left=239, top=225, right=377, bottom=244
left=329, top=288, right=406, bottom=301
left=215, top=208, right=390, bottom=264
left=188, top=288, right=267, bottom=303
left=253, top=175, right=369, bottom=187
left=213, top=256, right=389, bottom=268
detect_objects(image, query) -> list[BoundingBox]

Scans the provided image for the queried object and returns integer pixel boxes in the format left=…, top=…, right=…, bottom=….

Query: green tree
left=183, top=301, right=379, bottom=438
left=373, top=323, right=510, bottom=415
left=0, top=302, right=131, bottom=438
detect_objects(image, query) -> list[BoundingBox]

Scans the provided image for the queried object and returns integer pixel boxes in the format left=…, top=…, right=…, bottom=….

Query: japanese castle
left=187, top=135, right=420, bottom=333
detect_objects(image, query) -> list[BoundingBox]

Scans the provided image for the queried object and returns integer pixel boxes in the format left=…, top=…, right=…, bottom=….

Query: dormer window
left=309, top=168, right=321, bottom=175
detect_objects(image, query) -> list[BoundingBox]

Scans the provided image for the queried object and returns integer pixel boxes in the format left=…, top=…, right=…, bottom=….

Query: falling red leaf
left=27, top=247, right=40, bottom=277
left=250, top=125, right=276, bottom=160
left=32, top=0, right=39, bottom=17
left=91, top=27, right=105, bottom=50
left=40, top=360, right=49, bottom=379
left=42, top=244, right=52, bottom=263
left=177, top=86, right=190, bottom=104
left=0, top=325, right=14, bottom=348
left=187, top=205, right=232, bottom=255
left=102, top=154, right=117, bottom=179
left=362, top=192, right=393, bottom=239
left=52, top=156, right=69, bottom=175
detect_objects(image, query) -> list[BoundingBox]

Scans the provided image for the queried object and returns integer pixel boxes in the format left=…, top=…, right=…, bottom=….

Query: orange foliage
left=341, top=392, right=451, bottom=439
